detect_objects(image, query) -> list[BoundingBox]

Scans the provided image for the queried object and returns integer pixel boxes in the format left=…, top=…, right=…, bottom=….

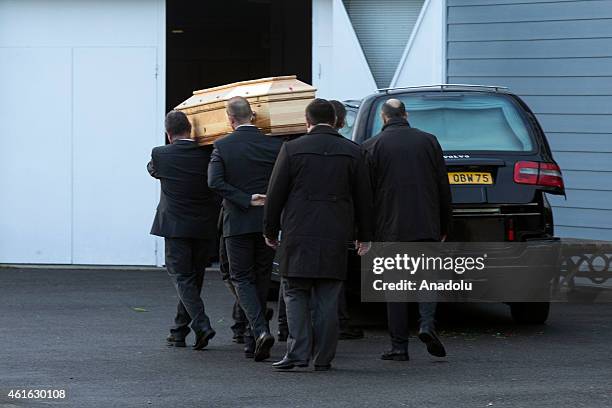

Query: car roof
left=376, top=84, right=511, bottom=95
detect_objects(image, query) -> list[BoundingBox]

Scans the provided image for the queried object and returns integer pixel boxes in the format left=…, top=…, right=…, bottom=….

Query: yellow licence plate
left=448, top=172, right=493, bottom=185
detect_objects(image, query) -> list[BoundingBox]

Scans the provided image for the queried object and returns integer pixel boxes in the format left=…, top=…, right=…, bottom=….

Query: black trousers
left=387, top=238, right=438, bottom=350
left=225, top=233, right=274, bottom=339
left=283, top=277, right=343, bottom=366
left=387, top=302, right=437, bottom=350
left=219, top=235, right=247, bottom=336
left=165, top=237, right=213, bottom=337
left=277, top=281, right=351, bottom=332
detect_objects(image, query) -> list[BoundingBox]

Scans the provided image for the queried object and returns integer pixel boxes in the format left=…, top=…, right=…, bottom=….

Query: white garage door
left=0, top=0, right=165, bottom=265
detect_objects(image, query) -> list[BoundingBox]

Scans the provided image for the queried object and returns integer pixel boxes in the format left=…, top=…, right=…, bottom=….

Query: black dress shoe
left=254, top=332, right=275, bottom=362
left=277, top=328, right=289, bottom=342
left=193, top=328, right=216, bottom=351
left=314, top=364, right=332, bottom=371
left=166, top=334, right=186, bottom=348
left=339, top=326, right=364, bottom=340
left=418, top=327, right=446, bottom=358
left=244, top=336, right=255, bottom=358
left=272, top=356, right=308, bottom=370
left=381, top=349, right=409, bottom=361
left=232, top=334, right=245, bottom=344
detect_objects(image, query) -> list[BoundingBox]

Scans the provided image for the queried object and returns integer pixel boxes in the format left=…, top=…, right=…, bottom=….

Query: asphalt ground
left=0, top=267, right=610, bottom=408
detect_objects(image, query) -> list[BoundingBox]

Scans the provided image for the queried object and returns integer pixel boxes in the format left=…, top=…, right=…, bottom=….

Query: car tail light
left=514, top=161, right=564, bottom=189
left=538, top=162, right=564, bottom=188
left=513, top=161, right=539, bottom=184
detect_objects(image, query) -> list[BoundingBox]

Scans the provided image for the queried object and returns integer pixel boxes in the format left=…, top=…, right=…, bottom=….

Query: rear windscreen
left=369, top=93, right=535, bottom=152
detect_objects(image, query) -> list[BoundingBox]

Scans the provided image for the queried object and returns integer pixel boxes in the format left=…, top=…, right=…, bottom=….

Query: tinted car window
left=369, top=94, right=534, bottom=152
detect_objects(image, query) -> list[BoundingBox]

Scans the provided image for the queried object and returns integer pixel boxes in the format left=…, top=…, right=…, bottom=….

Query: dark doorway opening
left=166, top=0, right=312, bottom=112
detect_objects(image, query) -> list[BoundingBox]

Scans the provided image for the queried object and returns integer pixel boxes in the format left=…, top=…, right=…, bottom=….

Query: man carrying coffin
left=363, top=98, right=452, bottom=361
left=274, top=100, right=365, bottom=342
left=263, top=99, right=373, bottom=371
left=148, top=110, right=220, bottom=350
left=208, top=96, right=282, bottom=362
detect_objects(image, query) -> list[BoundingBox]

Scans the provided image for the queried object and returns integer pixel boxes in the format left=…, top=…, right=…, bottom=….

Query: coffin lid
left=175, top=75, right=315, bottom=110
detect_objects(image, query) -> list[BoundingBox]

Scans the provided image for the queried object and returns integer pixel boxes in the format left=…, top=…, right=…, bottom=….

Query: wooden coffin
left=175, top=75, right=316, bottom=145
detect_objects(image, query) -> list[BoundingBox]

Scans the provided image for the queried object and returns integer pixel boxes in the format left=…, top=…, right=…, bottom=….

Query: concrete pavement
left=0, top=267, right=610, bottom=408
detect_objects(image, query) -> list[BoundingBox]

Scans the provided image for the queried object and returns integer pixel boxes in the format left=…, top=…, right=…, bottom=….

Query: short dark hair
left=305, top=98, right=336, bottom=126
left=381, top=98, right=406, bottom=119
left=329, top=100, right=347, bottom=130
left=165, top=110, right=192, bottom=137
left=226, top=96, right=253, bottom=122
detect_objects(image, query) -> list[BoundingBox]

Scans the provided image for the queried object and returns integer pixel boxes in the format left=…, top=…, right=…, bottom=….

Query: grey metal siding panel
left=449, top=58, right=612, bottom=77
left=448, top=20, right=612, bottom=41
left=554, top=208, right=612, bottom=229
left=448, top=1, right=612, bottom=24
left=537, top=115, right=612, bottom=134
left=449, top=0, right=596, bottom=5
left=447, top=76, right=612, bottom=95
left=447, top=0, right=612, bottom=240
left=548, top=190, right=612, bottom=211
left=449, top=39, right=612, bottom=59
left=556, top=226, right=612, bottom=241
left=561, top=170, right=612, bottom=191
left=553, top=152, right=612, bottom=172
left=546, top=134, right=612, bottom=153
left=519, top=96, right=612, bottom=115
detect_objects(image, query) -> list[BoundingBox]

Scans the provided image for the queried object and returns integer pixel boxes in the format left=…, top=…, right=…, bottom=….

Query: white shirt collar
left=236, top=124, right=257, bottom=130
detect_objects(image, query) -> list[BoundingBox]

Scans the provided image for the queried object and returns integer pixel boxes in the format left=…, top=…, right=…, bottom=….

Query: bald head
left=386, top=98, right=403, bottom=109
left=226, top=96, right=254, bottom=128
left=381, top=98, right=407, bottom=122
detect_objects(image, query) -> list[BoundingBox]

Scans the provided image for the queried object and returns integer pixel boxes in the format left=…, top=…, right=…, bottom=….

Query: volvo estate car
left=350, top=85, right=565, bottom=323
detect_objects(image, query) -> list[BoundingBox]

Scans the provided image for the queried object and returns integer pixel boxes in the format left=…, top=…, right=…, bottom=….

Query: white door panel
left=72, top=47, right=158, bottom=265
left=0, top=48, right=72, bottom=263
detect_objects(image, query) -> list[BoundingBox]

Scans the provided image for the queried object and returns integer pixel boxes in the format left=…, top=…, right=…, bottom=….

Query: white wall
left=0, top=0, right=165, bottom=265
left=312, top=0, right=445, bottom=100
left=0, top=48, right=73, bottom=263
left=312, top=0, right=377, bottom=100
left=391, top=0, right=446, bottom=87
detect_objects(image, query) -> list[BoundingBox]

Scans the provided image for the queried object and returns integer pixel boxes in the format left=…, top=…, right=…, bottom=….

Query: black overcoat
left=263, top=125, right=373, bottom=280
left=362, top=119, right=452, bottom=241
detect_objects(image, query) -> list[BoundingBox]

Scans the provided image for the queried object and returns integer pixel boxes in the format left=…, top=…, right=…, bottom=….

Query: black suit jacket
left=362, top=119, right=452, bottom=241
left=208, top=126, right=283, bottom=238
left=148, top=140, right=220, bottom=239
left=263, top=125, right=373, bottom=280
